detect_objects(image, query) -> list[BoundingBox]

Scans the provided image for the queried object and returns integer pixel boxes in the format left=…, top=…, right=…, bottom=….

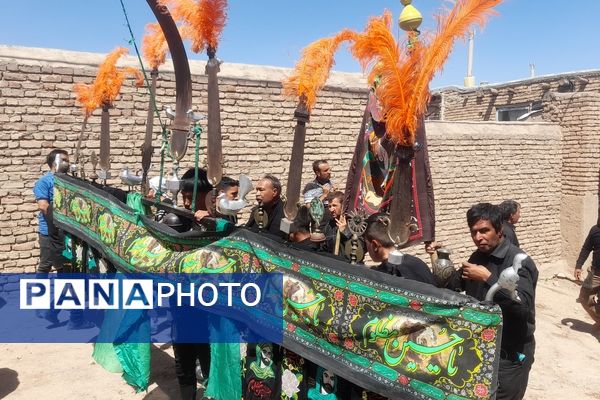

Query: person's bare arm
left=37, top=199, right=50, bottom=216
left=194, top=210, right=210, bottom=222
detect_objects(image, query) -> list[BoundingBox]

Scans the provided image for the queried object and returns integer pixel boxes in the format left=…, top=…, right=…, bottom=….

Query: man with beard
left=307, top=368, right=338, bottom=400
left=321, top=191, right=353, bottom=257
left=303, top=160, right=334, bottom=205
left=447, top=203, right=537, bottom=400
left=243, top=343, right=280, bottom=399
left=246, top=175, right=285, bottom=237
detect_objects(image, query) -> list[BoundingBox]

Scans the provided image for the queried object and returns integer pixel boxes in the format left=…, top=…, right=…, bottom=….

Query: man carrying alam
left=447, top=203, right=537, bottom=400
left=574, top=217, right=600, bottom=329
left=303, top=160, right=334, bottom=205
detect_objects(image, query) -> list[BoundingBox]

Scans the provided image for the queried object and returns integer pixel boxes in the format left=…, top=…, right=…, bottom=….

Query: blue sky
left=1, top=1, right=599, bottom=88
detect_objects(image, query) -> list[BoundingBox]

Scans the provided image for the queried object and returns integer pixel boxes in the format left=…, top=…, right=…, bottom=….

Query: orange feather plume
left=73, top=83, right=100, bottom=117
left=93, top=47, right=143, bottom=107
left=350, top=11, right=422, bottom=145
left=162, top=0, right=227, bottom=53
left=199, top=0, right=227, bottom=50
left=404, top=0, right=501, bottom=134
left=283, top=29, right=358, bottom=112
left=350, top=0, right=502, bottom=146
left=142, top=23, right=169, bottom=70
left=73, top=47, right=143, bottom=116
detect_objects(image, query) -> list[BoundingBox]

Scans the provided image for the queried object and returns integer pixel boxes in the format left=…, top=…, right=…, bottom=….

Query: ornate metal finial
left=399, top=0, right=423, bottom=48
left=486, top=253, right=528, bottom=302
left=308, top=198, right=326, bottom=242
left=399, top=0, right=423, bottom=32
left=432, top=248, right=455, bottom=287
left=89, top=151, right=99, bottom=182
left=345, top=210, right=368, bottom=264
left=253, top=202, right=268, bottom=230
left=165, top=162, right=181, bottom=206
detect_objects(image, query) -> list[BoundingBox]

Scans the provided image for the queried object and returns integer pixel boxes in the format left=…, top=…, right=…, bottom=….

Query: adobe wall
left=434, top=72, right=600, bottom=267
left=0, top=46, right=564, bottom=271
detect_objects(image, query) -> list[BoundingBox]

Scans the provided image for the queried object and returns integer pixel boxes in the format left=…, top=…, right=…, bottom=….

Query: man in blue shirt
left=33, top=149, right=69, bottom=275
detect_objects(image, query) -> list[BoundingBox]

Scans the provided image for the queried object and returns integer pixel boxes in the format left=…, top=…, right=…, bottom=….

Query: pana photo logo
left=20, top=278, right=262, bottom=310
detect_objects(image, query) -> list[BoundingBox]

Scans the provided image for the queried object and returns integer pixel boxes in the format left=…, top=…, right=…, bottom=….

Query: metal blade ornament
left=147, top=0, right=192, bottom=162
left=98, top=103, right=111, bottom=182
left=217, top=174, right=253, bottom=217
left=71, top=116, right=89, bottom=176
left=120, top=166, right=143, bottom=190
left=345, top=209, right=367, bottom=264
left=284, top=96, right=310, bottom=220
left=141, top=68, right=158, bottom=196
left=206, top=47, right=223, bottom=187
left=486, top=253, right=527, bottom=302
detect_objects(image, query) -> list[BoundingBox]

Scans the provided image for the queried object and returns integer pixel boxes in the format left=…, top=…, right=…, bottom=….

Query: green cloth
left=93, top=278, right=151, bottom=393
left=204, top=318, right=242, bottom=400
left=92, top=343, right=123, bottom=373
left=126, top=192, right=146, bottom=216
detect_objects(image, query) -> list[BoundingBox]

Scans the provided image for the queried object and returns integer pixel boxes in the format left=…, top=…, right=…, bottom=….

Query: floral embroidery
left=281, top=369, right=301, bottom=398
left=474, top=383, right=489, bottom=398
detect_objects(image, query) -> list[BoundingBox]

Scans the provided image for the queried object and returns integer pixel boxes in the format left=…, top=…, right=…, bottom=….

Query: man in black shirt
left=288, top=205, right=321, bottom=252
left=574, top=222, right=600, bottom=326
left=246, top=174, right=285, bottom=237
left=322, top=191, right=352, bottom=255
left=448, top=203, right=537, bottom=400
left=499, top=199, right=521, bottom=247
left=303, top=160, right=334, bottom=204
left=180, top=167, right=213, bottom=222
left=363, top=212, right=435, bottom=285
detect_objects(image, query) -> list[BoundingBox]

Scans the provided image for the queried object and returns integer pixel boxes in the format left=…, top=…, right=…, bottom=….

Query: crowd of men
left=33, top=149, right=600, bottom=400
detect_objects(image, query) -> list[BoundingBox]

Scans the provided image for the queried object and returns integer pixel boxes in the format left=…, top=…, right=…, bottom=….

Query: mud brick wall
left=433, top=72, right=600, bottom=267
left=435, top=71, right=600, bottom=122
left=545, top=93, right=600, bottom=266
left=415, top=121, right=563, bottom=266
left=0, top=46, right=564, bottom=272
left=0, top=46, right=367, bottom=272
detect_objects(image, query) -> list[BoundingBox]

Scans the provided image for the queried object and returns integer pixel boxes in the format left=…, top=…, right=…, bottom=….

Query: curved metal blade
left=206, top=52, right=222, bottom=186
left=99, top=105, right=111, bottom=171
left=238, top=174, right=253, bottom=200
left=284, top=98, right=310, bottom=220
left=147, top=0, right=192, bottom=161
left=141, top=69, right=158, bottom=194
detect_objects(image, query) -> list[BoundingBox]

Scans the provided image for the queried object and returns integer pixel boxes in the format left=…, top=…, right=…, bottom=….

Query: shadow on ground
left=144, top=343, right=179, bottom=399
left=0, top=368, right=19, bottom=399
left=561, top=317, right=600, bottom=341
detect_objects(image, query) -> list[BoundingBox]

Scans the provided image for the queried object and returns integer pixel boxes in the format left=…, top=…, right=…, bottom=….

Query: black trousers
left=496, top=341, right=535, bottom=400
left=173, top=343, right=211, bottom=400
left=37, top=233, right=65, bottom=273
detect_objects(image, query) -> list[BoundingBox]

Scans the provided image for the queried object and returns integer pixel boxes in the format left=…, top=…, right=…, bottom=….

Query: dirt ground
left=1, top=264, right=599, bottom=400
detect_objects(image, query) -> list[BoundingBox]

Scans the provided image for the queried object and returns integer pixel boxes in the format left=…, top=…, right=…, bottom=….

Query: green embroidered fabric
left=53, top=174, right=502, bottom=400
